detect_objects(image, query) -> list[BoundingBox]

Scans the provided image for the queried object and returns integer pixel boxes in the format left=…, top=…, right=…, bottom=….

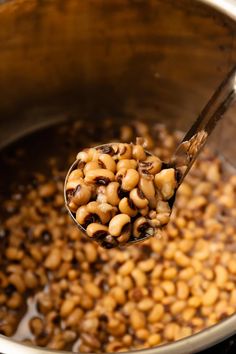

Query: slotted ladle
left=64, top=65, right=236, bottom=247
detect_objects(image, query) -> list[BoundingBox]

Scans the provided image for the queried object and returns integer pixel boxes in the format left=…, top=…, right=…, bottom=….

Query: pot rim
left=0, top=0, right=236, bottom=353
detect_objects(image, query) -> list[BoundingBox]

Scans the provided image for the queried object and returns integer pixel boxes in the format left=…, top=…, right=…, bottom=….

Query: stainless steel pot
left=0, top=0, right=236, bottom=353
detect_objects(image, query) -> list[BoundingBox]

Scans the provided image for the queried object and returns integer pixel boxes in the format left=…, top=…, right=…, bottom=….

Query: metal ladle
left=64, top=65, right=236, bottom=248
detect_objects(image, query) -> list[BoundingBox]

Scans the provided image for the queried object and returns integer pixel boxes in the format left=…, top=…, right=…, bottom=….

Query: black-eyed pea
left=150, top=264, right=163, bottom=279
left=163, top=267, right=177, bottom=280
left=121, top=169, right=139, bottom=191
left=70, top=183, right=92, bottom=207
left=138, top=259, right=155, bottom=272
left=29, top=317, right=44, bottom=336
left=215, top=265, right=228, bottom=287
left=161, top=281, right=175, bottom=295
left=67, top=168, right=83, bottom=182
left=174, top=251, right=190, bottom=267
left=9, top=273, right=26, bottom=294
left=154, top=213, right=170, bottom=226
left=130, top=188, right=148, bottom=209
left=97, top=144, right=115, bottom=156
left=87, top=201, right=116, bottom=224
left=119, top=198, right=137, bottom=217
left=176, top=281, right=189, bottom=300
left=137, top=298, right=154, bottom=311
left=119, top=260, right=135, bottom=276
left=170, top=300, right=186, bottom=315
left=131, top=268, right=147, bottom=287
left=102, top=295, right=117, bottom=312
left=98, top=154, right=116, bottom=173
left=111, top=287, right=126, bottom=305
left=86, top=223, right=109, bottom=238
left=65, top=178, right=83, bottom=192
left=179, top=267, right=195, bottom=280
left=135, top=329, right=149, bottom=340
left=132, top=144, right=146, bottom=161
left=140, top=206, right=149, bottom=216
left=162, top=295, right=176, bottom=306
left=133, top=217, right=155, bottom=238
left=116, top=143, right=132, bottom=160
left=7, top=293, right=22, bottom=309
left=96, top=186, right=107, bottom=203
left=24, top=270, right=38, bottom=289
left=149, top=210, right=157, bottom=219
left=156, top=200, right=170, bottom=214
left=163, top=323, right=180, bottom=341
left=130, top=309, right=146, bottom=330
left=60, top=299, right=76, bottom=317
left=83, top=161, right=101, bottom=174
left=76, top=150, right=90, bottom=163
left=117, top=159, right=137, bottom=171
left=109, top=214, right=131, bottom=237
left=139, top=155, right=162, bottom=175
left=87, top=147, right=100, bottom=161
left=117, top=275, right=134, bottom=291
left=139, top=177, right=156, bottom=208
left=191, top=317, right=204, bottom=327
left=176, top=326, right=193, bottom=340
left=147, top=334, right=161, bottom=347
left=152, top=286, right=164, bottom=302
left=148, top=304, right=164, bottom=323
left=202, top=286, right=219, bottom=306
left=106, top=182, right=121, bottom=206
left=76, top=205, right=94, bottom=226
left=84, top=282, right=101, bottom=299
left=84, top=169, right=115, bottom=185
left=181, top=307, right=196, bottom=322
left=188, top=296, right=201, bottom=308
left=154, top=168, right=176, bottom=200
left=67, top=199, right=78, bottom=213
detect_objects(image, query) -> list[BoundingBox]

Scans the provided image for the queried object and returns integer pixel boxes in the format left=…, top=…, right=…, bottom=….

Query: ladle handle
left=173, top=65, right=236, bottom=184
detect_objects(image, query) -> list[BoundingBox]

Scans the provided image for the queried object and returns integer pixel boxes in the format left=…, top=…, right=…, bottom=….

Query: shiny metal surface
left=0, top=0, right=236, bottom=353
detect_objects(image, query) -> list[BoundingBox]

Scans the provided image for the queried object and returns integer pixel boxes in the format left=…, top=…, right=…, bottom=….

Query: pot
left=0, top=0, right=236, bottom=353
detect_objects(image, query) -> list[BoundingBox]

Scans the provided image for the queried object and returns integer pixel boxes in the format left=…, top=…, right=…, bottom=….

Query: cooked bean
left=67, top=168, right=83, bottom=181
left=119, top=198, right=137, bottom=217
left=116, top=143, right=133, bottom=160
left=202, top=286, right=219, bottom=306
left=84, top=169, right=115, bottom=185
left=120, top=169, right=140, bottom=191
left=109, top=214, right=131, bottom=237
left=139, top=155, right=162, bottom=175
left=133, top=217, right=154, bottom=238
left=154, top=168, right=176, bottom=200
left=87, top=201, right=115, bottom=224
left=132, top=144, right=146, bottom=161
left=130, top=188, right=148, bottom=209
left=86, top=223, right=109, bottom=238
left=139, top=177, right=156, bottom=208
left=60, top=299, right=76, bottom=317
left=148, top=304, right=164, bottom=323
left=106, top=182, right=121, bottom=206
left=98, top=154, right=117, bottom=173
left=117, top=159, right=137, bottom=171
left=130, top=310, right=146, bottom=329
left=69, top=183, right=91, bottom=207
left=83, top=161, right=101, bottom=174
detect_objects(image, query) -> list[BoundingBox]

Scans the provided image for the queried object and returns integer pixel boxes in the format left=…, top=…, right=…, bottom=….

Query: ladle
left=64, top=65, right=236, bottom=247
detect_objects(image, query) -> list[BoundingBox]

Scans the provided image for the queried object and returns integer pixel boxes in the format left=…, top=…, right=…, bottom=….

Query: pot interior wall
left=0, top=0, right=235, bottom=158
